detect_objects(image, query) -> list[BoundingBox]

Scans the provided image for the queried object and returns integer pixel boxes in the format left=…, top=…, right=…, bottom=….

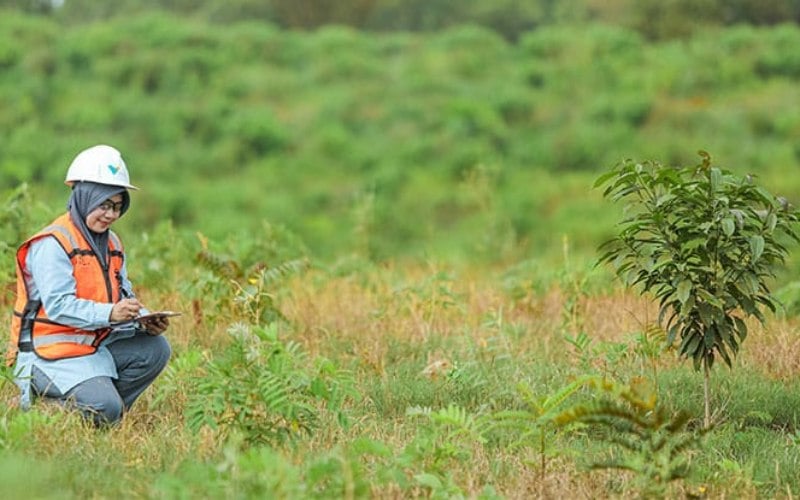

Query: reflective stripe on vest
left=33, top=333, right=97, bottom=348
left=40, top=224, right=79, bottom=251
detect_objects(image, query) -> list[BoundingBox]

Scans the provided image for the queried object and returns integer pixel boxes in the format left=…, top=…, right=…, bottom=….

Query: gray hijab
left=67, top=181, right=130, bottom=267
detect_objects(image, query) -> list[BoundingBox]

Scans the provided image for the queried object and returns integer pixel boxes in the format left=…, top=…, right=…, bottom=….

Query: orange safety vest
left=7, top=213, right=125, bottom=366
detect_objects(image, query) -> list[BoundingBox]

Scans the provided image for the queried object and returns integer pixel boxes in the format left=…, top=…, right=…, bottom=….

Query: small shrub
left=185, top=323, right=356, bottom=446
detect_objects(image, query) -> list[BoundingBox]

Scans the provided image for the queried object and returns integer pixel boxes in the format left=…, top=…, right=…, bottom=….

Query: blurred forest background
left=2, top=0, right=800, bottom=268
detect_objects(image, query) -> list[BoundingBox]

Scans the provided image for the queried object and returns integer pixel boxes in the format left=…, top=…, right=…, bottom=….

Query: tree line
left=4, top=0, right=800, bottom=41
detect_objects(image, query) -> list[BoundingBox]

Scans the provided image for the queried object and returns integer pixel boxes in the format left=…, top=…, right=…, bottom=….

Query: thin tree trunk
left=703, top=360, right=711, bottom=428
left=540, top=430, right=546, bottom=497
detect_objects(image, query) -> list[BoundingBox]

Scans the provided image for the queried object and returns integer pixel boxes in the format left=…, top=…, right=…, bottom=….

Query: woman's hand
left=110, top=298, right=143, bottom=323
left=139, top=315, right=169, bottom=336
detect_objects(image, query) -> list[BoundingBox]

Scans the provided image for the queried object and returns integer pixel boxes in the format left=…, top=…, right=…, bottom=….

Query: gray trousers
left=32, top=331, right=171, bottom=426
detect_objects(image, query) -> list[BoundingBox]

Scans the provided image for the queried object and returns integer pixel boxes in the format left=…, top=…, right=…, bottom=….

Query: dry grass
left=274, top=267, right=799, bottom=497
left=285, top=267, right=800, bottom=381
left=738, top=318, right=800, bottom=380
left=2, top=264, right=798, bottom=498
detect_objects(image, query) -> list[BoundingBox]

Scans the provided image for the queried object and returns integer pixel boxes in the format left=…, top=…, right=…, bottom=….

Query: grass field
left=2, top=254, right=800, bottom=498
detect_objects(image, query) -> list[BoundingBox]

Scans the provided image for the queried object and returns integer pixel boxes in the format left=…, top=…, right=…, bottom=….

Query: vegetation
left=11, top=0, right=800, bottom=41
left=597, top=152, right=800, bottom=426
left=2, top=6, right=800, bottom=498
left=2, top=11, right=800, bottom=266
left=555, top=377, right=706, bottom=498
left=2, top=213, right=800, bottom=497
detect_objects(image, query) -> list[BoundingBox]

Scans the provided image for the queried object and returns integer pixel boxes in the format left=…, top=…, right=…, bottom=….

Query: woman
left=9, top=144, right=171, bottom=426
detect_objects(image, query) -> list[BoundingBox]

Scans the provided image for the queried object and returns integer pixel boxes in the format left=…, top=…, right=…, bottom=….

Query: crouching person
left=7, top=144, right=171, bottom=426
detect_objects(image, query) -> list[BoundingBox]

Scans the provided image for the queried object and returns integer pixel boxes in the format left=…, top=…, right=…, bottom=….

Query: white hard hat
left=64, top=144, right=138, bottom=190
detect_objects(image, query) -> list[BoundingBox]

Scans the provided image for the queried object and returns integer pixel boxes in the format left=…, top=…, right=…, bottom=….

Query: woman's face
left=85, top=194, right=124, bottom=233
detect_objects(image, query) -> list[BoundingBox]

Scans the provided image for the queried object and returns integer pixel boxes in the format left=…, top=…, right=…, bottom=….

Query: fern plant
left=193, top=230, right=309, bottom=325
left=555, top=377, right=706, bottom=498
left=406, top=404, right=489, bottom=449
left=489, top=375, right=596, bottom=491
left=186, top=322, right=356, bottom=446
left=232, top=258, right=310, bottom=325
left=632, top=323, right=669, bottom=390
left=403, top=404, right=490, bottom=497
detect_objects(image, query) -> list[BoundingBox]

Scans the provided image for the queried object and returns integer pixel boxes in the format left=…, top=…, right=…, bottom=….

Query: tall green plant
left=596, top=151, right=800, bottom=427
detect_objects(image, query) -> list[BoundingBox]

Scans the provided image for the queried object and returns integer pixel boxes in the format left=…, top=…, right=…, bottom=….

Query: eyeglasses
left=97, top=200, right=124, bottom=214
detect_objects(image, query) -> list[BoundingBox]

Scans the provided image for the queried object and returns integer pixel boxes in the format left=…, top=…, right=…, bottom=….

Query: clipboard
left=111, top=311, right=182, bottom=327
left=136, top=311, right=182, bottom=321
